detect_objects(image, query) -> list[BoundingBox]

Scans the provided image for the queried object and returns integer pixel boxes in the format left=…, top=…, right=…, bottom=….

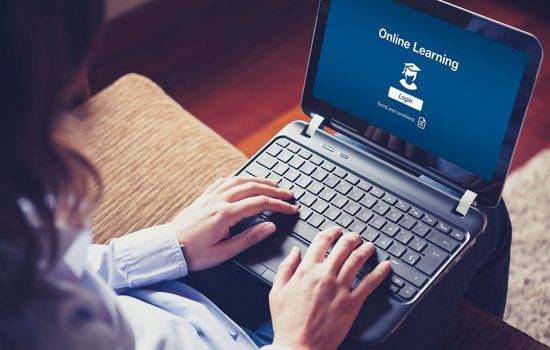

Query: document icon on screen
left=417, top=117, right=427, bottom=129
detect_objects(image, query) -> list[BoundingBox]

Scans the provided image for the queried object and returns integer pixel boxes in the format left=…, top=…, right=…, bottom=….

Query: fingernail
left=263, top=222, right=277, bottom=234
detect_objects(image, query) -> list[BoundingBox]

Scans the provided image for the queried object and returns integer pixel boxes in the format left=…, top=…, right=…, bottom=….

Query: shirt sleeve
left=86, top=224, right=188, bottom=293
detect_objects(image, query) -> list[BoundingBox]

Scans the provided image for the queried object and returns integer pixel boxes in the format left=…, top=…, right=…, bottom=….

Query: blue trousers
left=184, top=200, right=512, bottom=349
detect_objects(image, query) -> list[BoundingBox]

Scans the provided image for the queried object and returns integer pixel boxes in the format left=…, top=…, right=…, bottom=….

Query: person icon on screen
left=400, top=63, right=421, bottom=91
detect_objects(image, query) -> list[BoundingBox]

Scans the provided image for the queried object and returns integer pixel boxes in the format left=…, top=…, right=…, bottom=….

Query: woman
left=0, top=1, right=512, bottom=350
left=0, top=1, right=391, bottom=349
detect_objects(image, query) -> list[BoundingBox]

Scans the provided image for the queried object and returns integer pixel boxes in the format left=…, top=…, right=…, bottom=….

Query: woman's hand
left=171, top=177, right=298, bottom=271
left=269, top=227, right=391, bottom=350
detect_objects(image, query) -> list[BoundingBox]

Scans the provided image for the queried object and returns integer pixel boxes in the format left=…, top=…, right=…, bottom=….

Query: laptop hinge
left=303, top=113, right=325, bottom=137
left=454, top=189, right=478, bottom=217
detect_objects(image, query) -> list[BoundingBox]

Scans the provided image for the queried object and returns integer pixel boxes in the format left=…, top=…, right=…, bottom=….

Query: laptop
left=230, top=0, right=543, bottom=344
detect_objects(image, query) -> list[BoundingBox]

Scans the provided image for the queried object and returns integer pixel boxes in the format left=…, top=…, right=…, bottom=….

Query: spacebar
left=291, top=220, right=320, bottom=243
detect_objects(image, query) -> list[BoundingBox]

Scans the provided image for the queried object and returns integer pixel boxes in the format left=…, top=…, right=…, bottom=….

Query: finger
left=223, top=182, right=293, bottom=203
left=352, top=261, right=391, bottom=301
left=212, top=177, right=278, bottom=195
left=216, top=221, right=277, bottom=259
left=273, top=246, right=301, bottom=290
left=203, top=178, right=227, bottom=195
left=225, top=196, right=298, bottom=227
left=324, top=232, right=363, bottom=274
left=301, top=227, right=342, bottom=265
left=338, top=242, right=376, bottom=286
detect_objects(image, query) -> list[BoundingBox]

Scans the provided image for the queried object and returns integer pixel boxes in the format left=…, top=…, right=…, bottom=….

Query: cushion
left=74, top=73, right=247, bottom=243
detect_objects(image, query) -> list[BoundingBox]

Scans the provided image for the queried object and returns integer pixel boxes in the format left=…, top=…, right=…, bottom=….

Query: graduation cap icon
left=400, top=63, right=421, bottom=91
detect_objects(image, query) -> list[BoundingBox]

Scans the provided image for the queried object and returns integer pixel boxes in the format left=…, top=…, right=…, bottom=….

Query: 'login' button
left=388, top=86, right=424, bottom=112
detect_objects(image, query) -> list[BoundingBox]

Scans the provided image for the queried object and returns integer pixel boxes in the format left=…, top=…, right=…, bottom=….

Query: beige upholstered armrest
left=74, top=74, right=247, bottom=243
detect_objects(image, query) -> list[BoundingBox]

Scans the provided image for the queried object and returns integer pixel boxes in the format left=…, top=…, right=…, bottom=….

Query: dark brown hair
left=0, top=0, right=104, bottom=312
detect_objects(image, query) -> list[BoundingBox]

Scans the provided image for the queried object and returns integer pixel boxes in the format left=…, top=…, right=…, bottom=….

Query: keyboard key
left=275, top=139, right=290, bottom=147
left=389, top=258, right=427, bottom=288
left=321, top=161, right=335, bottom=172
left=360, top=194, right=378, bottom=209
left=288, top=157, right=305, bottom=169
left=361, top=227, right=379, bottom=242
left=412, top=222, right=431, bottom=238
left=398, top=285, right=417, bottom=300
left=427, top=231, right=459, bottom=253
left=399, top=215, right=416, bottom=230
left=450, top=230, right=465, bottom=242
left=349, top=221, right=367, bottom=235
left=370, top=187, right=385, bottom=198
left=267, top=172, right=281, bottom=183
left=312, top=169, right=328, bottom=182
left=383, top=194, right=398, bottom=205
left=307, top=181, right=324, bottom=196
left=409, top=207, right=424, bottom=219
left=301, top=163, right=317, bottom=176
left=389, top=284, right=401, bottom=294
left=374, top=234, right=392, bottom=250
left=295, top=176, right=312, bottom=189
left=336, top=213, right=354, bottom=228
left=369, top=215, right=387, bottom=230
left=335, top=181, right=352, bottom=195
left=323, top=174, right=340, bottom=188
left=287, top=143, right=300, bottom=153
left=357, top=181, right=372, bottom=192
left=347, top=188, right=365, bottom=202
left=391, top=275, right=406, bottom=288
left=298, top=149, right=312, bottom=159
left=333, top=167, right=347, bottom=178
left=292, top=220, right=318, bottom=242
left=422, top=214, right=438, bottom=226
left=345, top=173, right=360, bottom=185
left=324, top=206, right=341, bottom=221
left=320, top=220, right=336, bottom=231
left=388, top=243, right=406, bottom=258
left=319, top=188, right=337, bottom=202
left=312, top=200, right=329, bottom=214
left=277, top=150, right=293, bottom=163
left=395, top=200, right=411, bottom=212
left=284, top=169, right=300, bottom=182
left=382, top=222, right=400, bottom=237
left=386, top=208, right=404, bottom=223
left=292, top=187, right=305, bottom=200
left=396, top=230, right=413, bottom=245
left=246, top=164, right=270, bottom=178
left=299, top=207, right=313, bottom=221
left=356, top=208, right=374, bottom=223
left=416, top=245, right=448, bottom=276
left=300, top=193, right=316, bottom=207
left=278, top=179, right=293, bottom=190
left=436, top=222, right=452, bottom=234
left=344, top=202, right=361, bottom=216
left=403, top=251, right=420, bottom=266
left=310, top=155, right=324, bottom=166
left=332, top=195, right=349, bottom=209
left=272, top=163, right=289, bottom=176
left=266, top=145, right=283, bottom=157
left=373, top=202, right=391, bottom=216
left=308, top=213, right=325, bottom=229
left=409, top=237, right=427, bottom=253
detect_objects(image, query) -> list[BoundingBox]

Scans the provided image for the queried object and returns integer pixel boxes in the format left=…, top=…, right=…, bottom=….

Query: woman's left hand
left=170, top=177, right=298, bottom=271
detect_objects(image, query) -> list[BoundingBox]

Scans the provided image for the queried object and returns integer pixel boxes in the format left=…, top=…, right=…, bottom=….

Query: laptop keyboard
left=240, top=138, right=467, bottom=301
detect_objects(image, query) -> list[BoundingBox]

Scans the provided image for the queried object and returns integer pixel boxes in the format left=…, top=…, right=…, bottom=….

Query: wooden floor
left=90, top=0, right=549, bottom=172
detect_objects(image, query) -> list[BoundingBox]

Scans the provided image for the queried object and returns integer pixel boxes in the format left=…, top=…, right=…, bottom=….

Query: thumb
left=217, top=221, right=277, bottom=258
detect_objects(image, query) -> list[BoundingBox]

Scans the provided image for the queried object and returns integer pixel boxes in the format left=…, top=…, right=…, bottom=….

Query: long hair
left=0, top=0, right=104, bottom=315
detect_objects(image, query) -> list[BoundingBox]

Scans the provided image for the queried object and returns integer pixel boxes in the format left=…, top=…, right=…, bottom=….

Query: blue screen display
left=313, top=0, right=527, bottom=180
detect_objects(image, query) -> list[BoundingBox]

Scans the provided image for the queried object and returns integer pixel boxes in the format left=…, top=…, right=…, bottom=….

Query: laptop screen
left=303, top=0, right=542, bottom=206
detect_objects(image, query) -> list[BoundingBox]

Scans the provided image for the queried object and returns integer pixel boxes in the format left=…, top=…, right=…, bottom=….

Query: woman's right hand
left=269, top=227, right=391, bottom=350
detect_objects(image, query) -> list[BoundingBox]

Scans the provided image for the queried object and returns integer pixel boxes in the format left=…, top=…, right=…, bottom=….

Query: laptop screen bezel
left=301, top=0, right=543, bottom=208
